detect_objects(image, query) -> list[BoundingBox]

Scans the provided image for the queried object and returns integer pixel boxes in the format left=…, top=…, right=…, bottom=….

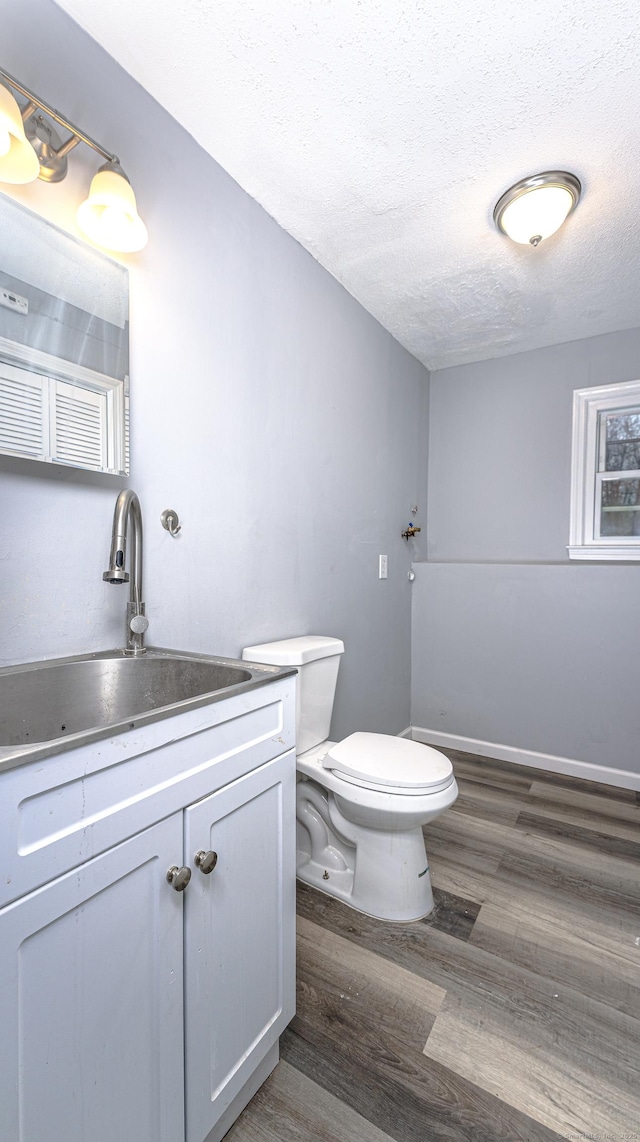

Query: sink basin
left=0, top=647, right=293, bottom=764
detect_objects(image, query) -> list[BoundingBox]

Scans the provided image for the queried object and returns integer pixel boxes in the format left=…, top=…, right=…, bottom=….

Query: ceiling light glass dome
left=494, top=172, right=582, bottom=247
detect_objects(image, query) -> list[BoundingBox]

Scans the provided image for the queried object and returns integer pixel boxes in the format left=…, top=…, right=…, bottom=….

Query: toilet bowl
left=242, top=636, right=458, bottom=922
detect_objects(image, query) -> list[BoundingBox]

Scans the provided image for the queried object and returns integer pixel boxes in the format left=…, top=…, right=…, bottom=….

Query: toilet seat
left=323, top=732, right=454, bottom=796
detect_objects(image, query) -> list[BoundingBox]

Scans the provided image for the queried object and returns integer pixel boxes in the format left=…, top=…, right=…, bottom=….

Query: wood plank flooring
left=226, top=750, right=640, bottom=1141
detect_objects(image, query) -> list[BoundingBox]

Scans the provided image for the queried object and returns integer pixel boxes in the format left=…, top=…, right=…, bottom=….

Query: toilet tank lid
left=242, top=635, right=344, bottom=666
left=325, top=732, right=454, bottom=791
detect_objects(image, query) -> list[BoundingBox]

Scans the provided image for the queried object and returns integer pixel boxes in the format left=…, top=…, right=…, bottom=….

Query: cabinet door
left=184, top=751, right=296, bottom=1142
left=0, top=815, right=185, bottom=1142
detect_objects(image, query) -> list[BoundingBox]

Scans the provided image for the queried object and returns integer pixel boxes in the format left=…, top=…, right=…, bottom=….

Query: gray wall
left=1, top=1, right=429, bottom=739
left=411, top=327, right=640, bottom=774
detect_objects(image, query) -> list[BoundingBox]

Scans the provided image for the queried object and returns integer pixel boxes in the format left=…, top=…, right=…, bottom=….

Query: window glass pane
left=600, top=477, right=640, bottom=536
left=603, top=409, right=640, bottom=470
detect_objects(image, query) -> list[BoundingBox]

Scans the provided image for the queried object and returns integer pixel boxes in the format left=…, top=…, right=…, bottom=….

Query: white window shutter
left=0, top=344, right=125, bottom=473
left=0, top=362, right=48, bottom=459
left=51, top=379, right=108, bottom=470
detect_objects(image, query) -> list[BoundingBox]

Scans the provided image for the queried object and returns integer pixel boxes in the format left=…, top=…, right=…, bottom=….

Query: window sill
left=567, top=545, right=640, bottom=561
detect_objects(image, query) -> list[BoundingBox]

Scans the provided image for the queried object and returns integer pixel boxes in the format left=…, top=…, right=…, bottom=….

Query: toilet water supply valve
left=403, top=507, right=420, bottom=576
left=402, top=504, right=421, bottom=541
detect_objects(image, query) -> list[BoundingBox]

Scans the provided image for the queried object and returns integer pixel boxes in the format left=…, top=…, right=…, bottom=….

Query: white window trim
left=568, top=378, right=640, bottom=560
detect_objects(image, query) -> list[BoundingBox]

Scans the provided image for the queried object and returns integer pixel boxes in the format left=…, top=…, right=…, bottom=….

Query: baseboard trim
left=398, top=726, right=413, bottom=739
left=409, top=726, right=640, bottom=791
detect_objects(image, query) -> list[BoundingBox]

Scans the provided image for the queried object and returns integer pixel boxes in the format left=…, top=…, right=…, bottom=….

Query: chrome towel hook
left=161, top=508, right=181, bottom=537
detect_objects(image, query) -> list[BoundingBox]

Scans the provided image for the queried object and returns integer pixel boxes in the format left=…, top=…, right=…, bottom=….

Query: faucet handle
left=129, top=613, right=149, bottom=635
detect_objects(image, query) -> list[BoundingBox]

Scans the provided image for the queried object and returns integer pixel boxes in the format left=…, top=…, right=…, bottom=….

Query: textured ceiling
left=54, top=0, right=640, bottom=370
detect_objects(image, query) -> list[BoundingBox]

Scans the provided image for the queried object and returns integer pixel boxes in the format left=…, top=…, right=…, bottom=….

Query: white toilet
left=242, top=635, right=458, bottom=922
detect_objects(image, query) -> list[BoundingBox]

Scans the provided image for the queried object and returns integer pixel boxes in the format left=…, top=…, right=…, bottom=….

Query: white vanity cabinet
left=0, top=676, right=296, bottom=1142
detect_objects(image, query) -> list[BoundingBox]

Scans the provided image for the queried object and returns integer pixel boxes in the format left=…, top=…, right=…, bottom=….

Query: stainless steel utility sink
left=0, top=647, right=293, bottom=769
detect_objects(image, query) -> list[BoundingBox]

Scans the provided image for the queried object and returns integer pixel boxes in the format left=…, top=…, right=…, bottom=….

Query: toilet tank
left=242, top=635, right=344, bottom=755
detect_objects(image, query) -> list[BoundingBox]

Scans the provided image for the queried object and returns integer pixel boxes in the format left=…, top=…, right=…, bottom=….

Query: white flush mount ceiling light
left=0, top=67, right=147, bottom=253
left=493, top=171, right=581, bottom=247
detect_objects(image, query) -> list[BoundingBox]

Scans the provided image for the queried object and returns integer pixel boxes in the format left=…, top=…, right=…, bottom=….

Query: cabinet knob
left=166, top=865, right=192, bottom=891
left=194, top=850, right=218, bottom=875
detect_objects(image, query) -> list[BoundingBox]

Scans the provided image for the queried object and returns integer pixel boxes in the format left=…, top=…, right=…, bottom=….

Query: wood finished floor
left=226, top=751, right=640, bottom=1142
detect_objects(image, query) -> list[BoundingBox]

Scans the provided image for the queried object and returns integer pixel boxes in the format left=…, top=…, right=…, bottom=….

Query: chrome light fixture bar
left=0, top=67, right=147, bottom=253
left=494, top=171, right=581, bottom=247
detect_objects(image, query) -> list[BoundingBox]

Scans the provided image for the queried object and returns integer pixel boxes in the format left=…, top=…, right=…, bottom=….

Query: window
left=569, top=379, right=640, bottom=559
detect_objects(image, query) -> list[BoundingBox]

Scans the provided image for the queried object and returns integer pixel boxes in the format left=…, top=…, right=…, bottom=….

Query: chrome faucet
left=103, top=489, right=149, bottom=655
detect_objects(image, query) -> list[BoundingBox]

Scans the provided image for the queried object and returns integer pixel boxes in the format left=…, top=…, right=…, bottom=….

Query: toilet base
left=296, top=853, right=434, bottom=922
left=295, top=796, right=435, bottom=922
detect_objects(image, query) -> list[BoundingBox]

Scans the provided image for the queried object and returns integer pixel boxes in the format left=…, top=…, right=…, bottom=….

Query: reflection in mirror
left=0, top=192, right=129, bottom=474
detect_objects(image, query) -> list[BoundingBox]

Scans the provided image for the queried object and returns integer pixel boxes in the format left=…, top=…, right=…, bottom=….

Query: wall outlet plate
left=379, top=554, right=388, bottom=579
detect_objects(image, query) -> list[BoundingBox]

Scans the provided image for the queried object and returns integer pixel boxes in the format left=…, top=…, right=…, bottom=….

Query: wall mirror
left=0, top=192, right=129, bottom=475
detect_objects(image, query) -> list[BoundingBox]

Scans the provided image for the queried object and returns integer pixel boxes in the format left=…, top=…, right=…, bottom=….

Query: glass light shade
left=494, top=172, right=581, bottom=247
left=77, top=166, right=148, bottom=253
left=0, top=82, right=40, bottom=183
left=500, top=185, right=574, bottom=245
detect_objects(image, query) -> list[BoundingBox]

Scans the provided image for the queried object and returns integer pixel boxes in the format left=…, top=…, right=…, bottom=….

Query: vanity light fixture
left=493, top=171, right=581, bottom=247
left=0, top=67, right=147, bottom=253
